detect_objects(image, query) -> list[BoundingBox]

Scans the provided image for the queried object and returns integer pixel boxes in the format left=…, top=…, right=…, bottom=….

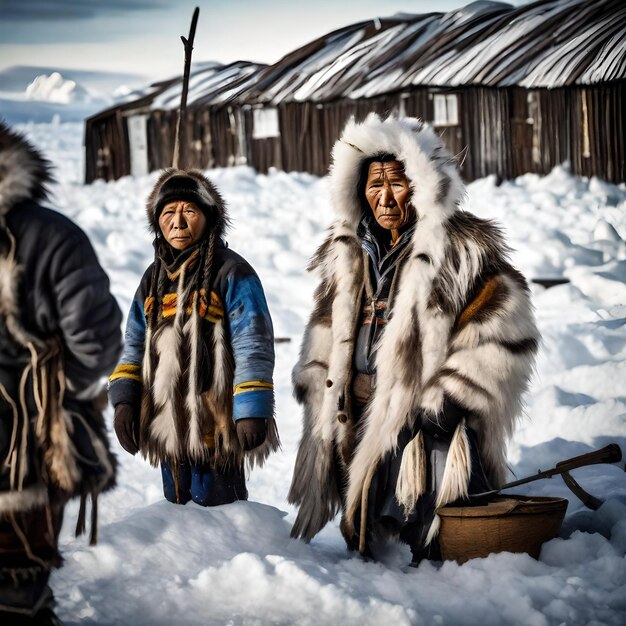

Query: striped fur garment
left=139, top=259, right=240, bottom=468
left=288, top=114, right=539, bottom=543
left=110, top=168, right=279, bottom=471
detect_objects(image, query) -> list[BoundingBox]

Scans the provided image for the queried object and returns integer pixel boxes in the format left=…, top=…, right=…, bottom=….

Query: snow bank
left=14, top=123, right=626, bottom=626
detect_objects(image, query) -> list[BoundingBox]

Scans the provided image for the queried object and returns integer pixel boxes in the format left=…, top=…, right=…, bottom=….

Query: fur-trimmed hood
left=146, top=168, right=230, bottom=241
left=329, top=114, right=465, bottom=232
left=0, top=120, right=53, bottom=222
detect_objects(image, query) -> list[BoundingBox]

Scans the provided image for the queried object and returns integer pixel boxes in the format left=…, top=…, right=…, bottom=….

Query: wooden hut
left=85, top=0, right=625, bottom=184
left=239, top=0, right=625, bottom=182
left=84, top=61, right=264, bottom=182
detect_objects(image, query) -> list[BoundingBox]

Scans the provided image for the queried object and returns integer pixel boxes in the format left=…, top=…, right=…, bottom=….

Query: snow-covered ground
left=15, top=122, right=626, bottom=625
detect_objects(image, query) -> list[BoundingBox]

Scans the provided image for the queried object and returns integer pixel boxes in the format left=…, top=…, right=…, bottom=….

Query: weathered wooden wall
left=85, top=82, right=625, bottom=185
left=119, top=107, right=249, bottom=172
left=84, top=111, right=130, bottom=182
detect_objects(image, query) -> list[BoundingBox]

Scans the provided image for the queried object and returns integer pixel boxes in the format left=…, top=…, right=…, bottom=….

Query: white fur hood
left=328, top=114, right=466, bottom=232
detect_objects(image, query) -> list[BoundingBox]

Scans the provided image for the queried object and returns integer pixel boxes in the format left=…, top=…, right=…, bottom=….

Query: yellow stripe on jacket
left=144, top=289, right=225, bottom=323
left=233, top=381, right=274, bottom=396
left=109, top=363, right=142, bottom=382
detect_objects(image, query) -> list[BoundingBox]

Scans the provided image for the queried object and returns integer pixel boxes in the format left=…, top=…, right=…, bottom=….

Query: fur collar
left=0, top=120, right=53, bottom=220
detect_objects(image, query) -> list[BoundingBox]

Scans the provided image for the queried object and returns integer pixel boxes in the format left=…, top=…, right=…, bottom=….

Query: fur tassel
left=45, top=408, right=81, bottom=492
left=395, top=431, right=427, bottom=514
left=185, top=306, right=204, bottom=459
left=288, top=427, right=341, bottom=541
left=424, top=513, right=441, bottom=546
left=38, top=345, right=81, bottom=493
left=435, top=419, right=471, bottom=509
left=0, top=242, right=42, bottom=349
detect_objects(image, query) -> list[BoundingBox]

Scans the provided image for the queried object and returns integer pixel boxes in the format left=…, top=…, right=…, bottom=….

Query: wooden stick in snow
left=172, top=7, right=200, bottom=170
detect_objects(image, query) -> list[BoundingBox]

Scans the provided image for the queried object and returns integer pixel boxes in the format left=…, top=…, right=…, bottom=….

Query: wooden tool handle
left=555, top=444, right=622, bottom=473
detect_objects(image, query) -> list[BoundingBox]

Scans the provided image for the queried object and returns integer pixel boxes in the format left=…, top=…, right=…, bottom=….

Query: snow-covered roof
left=242, top=0, right=625, bottom=104
left=96, top=0, right=624, bottom=118
left=86, top=61, right=267, bottom=121
left=148, top=60, right=266, bottom=109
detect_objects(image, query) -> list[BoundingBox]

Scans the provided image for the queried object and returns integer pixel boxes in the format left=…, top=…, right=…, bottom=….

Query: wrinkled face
left=364, top=160, right=412, bottom=231
left=158, top=200, right=207, bottom=250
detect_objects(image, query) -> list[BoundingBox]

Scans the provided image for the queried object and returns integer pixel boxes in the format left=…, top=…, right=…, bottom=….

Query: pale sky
left=0, top=0, right=529, bottom=81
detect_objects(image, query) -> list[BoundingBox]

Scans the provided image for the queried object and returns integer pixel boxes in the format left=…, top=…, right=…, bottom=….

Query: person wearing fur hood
left=108, top=169, right=279, bottom=507
left=288, top=114, right=539, bottom=564
left=0, top=121, right=121, bottom=622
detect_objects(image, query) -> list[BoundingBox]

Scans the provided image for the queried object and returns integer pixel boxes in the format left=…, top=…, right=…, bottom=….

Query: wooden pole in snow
left=172, top=7, right=200, bottom=170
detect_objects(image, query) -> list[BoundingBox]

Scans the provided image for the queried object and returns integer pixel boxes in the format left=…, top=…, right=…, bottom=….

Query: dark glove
left=420, top=397, right=465, bottom=439
left=113, top=403, right=139, bottom=455
left=236, top=418, right=267, bottom=451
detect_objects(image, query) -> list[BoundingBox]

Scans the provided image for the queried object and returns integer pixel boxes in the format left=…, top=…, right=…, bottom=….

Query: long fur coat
left=288, top=115, right=539, bottom=548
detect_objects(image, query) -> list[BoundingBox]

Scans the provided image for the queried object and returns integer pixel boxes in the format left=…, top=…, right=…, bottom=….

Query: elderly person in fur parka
left=0, top=121, right=121, bottom=622
left=109, top=169, right=279, bottom=507
left=288, top=115, right=539, bottom=564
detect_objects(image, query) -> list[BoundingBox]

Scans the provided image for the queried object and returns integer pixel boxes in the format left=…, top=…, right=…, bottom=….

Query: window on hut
left=127, top=114, right=149, bottom=177
left=526, top=92, right=541, bottom=167
left=252, top=107, right=280, bottom=139
left=433, top=94, right=459, bottom=126
left=398, top=93, right=410, bottom=118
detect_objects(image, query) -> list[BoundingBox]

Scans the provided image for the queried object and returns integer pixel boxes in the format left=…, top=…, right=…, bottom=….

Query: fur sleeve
left=420, top=267, right=539, bottom=486
left=51, top=228, right=123, bottom=392
left=419, top=213, right=539, bottom=486
left=289, top=226, right=363, bottom=540
left=289, top=259, right=340, bottom=540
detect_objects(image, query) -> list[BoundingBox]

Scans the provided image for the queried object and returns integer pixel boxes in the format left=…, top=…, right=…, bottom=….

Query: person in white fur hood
left=288, top=114, right=539, bottom=564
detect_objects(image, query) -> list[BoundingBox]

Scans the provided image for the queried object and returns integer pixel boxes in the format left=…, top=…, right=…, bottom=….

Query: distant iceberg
left=25, top=71, right=93, bottom=104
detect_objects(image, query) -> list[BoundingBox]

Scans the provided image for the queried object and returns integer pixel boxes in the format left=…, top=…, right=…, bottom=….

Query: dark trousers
left=0, top=504, right=63, bottom=619
left=161, top=461, right=247, bottom=506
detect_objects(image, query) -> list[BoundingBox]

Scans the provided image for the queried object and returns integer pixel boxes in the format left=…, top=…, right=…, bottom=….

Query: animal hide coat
left=108, top=169, right=279, bottom=471
left=0, top=121, right=121, bottom=547
left=288, top=115, right=539, bottom=549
